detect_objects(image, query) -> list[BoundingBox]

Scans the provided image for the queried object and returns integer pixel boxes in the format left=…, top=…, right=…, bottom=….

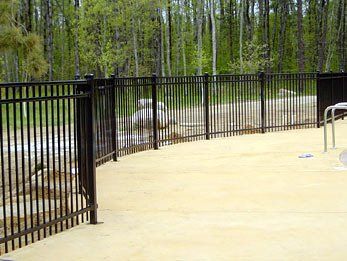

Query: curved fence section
left=2, top=72, right=345, bottom=254
left=98, top=72, right=319, bottom=162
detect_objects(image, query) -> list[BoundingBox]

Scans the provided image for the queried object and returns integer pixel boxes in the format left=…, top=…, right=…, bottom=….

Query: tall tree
left=297, top=0, right=305, bottom=72
left=197, top=0, right=204, bottom=75
left=44, top=0, right=53, bottom=80
left=277, top=1, right=289, bottom=72
left=210, top=0, right=217, bottom=75
left=74, top=0, right=80, bottom=77
left=239, top=0, right=244, bottom=73
left=166, top=0, right=172, bottom=76
left=317, top=0, right=330, bottom=71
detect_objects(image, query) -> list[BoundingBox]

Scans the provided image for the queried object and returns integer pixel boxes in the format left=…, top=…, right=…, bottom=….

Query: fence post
left=204, top=73, right=210, bottom=140
left=259, top=71, right=266, bottom=133
left=330, top=70, right=334, bottom=110
left=316, top=71, right=321, bottom=128
left=151, top=73, right=159, bottom=150
left=342, top=70, right=346, bottom=121
left=85, top=74, right=98, bottom=224
left=75, top=73, right=85, bottom=202
left=110, top=74, right=117, bottom=161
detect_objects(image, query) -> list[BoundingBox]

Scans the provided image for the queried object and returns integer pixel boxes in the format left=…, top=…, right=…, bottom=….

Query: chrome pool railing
left=324, top=103, right=347, bottom=152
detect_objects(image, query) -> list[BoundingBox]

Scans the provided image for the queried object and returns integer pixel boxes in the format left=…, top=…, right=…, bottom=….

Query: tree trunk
left=244, top=0, right=251, bottom=41
left=258, top=0, right=263, bottom=40
left=74, top=0, right=80, bottom=77
left=175, top=0, right=181, bottom=75
left=325, top=0, right=336, bottom=71
left=277, top=1, right=288, bottom=72
left=264, top=0, right=270, bottom=72
left=197, top=0, right=204, bottom=75
left=60, top=0, right=65, bottom=78
left=229, top=0, right=234, bottom=63
left=181, top=0, right=187, bottom=76
left=26, top=0, right=33, bottom=32
left=210, top=0, right=217, bottom=75
left=271, top=1, right=278, bottom=51
left=250, top=0, right=255, bottom=37
left=160, top=9, right=166, bottom=77
left=132, top=19, right=139, bottom=77
left=317, top=0, right=329, bottom=72
left=297, top=0, right=305, bottom=72
left=4, top=54, right=11, bottom=82
left=337, top=0, right=346, bottom=71
left=44, top=0, right=53, bottom=80
left=166, top=0, right=172, bottom=76
left=239, top=0, right=244, bottom=73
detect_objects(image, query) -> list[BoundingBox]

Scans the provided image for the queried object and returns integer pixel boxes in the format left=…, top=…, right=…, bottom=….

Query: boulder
left=132, top=109, right=168, bottom=130
left=278, top=88, right=297, bottom=97
left=138, top=98, right=168, bottom=111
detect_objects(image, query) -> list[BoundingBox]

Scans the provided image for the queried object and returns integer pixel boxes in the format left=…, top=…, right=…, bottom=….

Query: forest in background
left=0, top=0, right=346, bottom=82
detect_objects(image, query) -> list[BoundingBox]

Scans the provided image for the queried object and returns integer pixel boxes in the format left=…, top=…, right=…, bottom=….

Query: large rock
left=138, top=98, right=168, bottom=111
left=278, top=88, right=297, bottom=97
left=132, top=109, right=169, bottom=130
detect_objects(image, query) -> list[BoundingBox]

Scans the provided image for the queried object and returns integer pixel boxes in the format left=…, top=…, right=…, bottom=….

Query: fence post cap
left=85, top=74, right=94, bottom=80
left=75, top=74, right=80, bottom=80
left=110, top=74, right=116, bottom=78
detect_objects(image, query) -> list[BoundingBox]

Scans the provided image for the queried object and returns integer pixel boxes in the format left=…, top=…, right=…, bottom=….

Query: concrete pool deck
left=3, top=121, right=347, bottom=260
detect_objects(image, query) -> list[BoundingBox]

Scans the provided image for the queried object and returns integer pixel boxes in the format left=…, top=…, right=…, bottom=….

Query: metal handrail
left=324, top=103, right=347, bottom=152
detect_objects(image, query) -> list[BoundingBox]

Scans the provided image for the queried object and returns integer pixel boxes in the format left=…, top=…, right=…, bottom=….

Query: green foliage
left=0, top=0, right=346, bottom=81
left=0, top=0, right=15, bottom=24
left=190, top=49, right=211, bottom=74
left=0, top=1, right=47, bottom=80
left=0, top=26, right=23, bottom=51
left=229, top=41, right=273, bottom=74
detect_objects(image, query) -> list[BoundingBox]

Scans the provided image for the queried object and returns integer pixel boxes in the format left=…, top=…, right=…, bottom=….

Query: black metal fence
left=317, top=72, right=347, bottom=123
left=107, top=72, right=318, bottom=161
left=0, top=80, right=97, bottom=254
left=0, top=72, right=344, bottom=254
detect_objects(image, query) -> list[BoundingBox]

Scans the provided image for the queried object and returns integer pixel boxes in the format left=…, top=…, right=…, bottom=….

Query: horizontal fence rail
left=1, top=71, right=345, bottom=254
